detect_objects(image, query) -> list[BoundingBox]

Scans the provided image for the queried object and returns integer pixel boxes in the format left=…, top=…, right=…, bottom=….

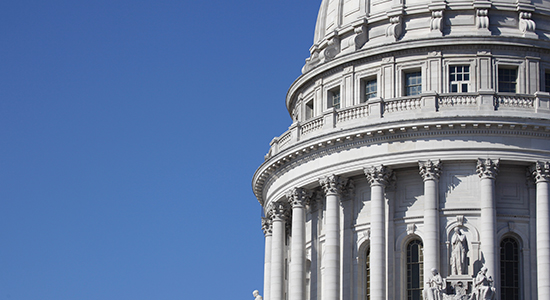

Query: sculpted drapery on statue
left=472, top=266, right=496, bottom=300
left=424, top=268, right=443, bottom=300
left=450, top=228, right=467, bottom=275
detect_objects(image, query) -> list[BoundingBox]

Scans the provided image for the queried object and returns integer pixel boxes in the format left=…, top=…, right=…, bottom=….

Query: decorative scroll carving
left=386, top=15, right=402, bottom=40
left=407, top=223, right=416, bottom=235
left=353, top=19, right=368, bottom=50
left=419, top=160, right=442, bottom=181
left=530, top=161, right=550, bottom=183
left=519, top=11, right=536, bottom=35
left=476, top=9, right=489, bottom=30
left=476, top=159, right=500, bottom=179
left=286, top=187, right=313, bottom=208
left=364, top=165, right=393, bottom=187
left=324, top=34, right=341, bottom=61
left=430, top=10, right=444, bottom=33
left=319, top=174, right=349, bottom=196
left=261, top=217, right=272, bottom=237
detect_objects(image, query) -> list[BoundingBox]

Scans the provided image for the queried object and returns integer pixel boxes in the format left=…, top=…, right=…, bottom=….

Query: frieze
left=253, top=122, right=550, bottom=205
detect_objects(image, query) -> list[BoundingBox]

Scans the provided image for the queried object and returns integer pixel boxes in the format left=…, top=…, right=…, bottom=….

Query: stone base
left=445, top=275, right=474, bottom=299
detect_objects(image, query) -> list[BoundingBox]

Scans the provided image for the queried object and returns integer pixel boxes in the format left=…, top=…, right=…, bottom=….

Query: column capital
left=319, top=174, right=349, bottom=196
left=530, top=161, right=550, bottom=183
left=262, top=217, right=273, bottom=237
left=286, top=187, right=313, bottom=209
left=364, top=165, right=393, bottom=187
left=476, top=158, right=500, bottom=179
left=419, top=160, right=442, bottom=181
left=268, top=200, right=290, bottom=222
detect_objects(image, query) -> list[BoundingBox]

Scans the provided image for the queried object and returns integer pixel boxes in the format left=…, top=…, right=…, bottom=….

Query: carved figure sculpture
left=451, top=228, right=467, bottom=275
left=424, top=268, right=444, bottom=300
left=471, top=267, right=496, bottom=300
left=253, top=290, right=263, bottom=300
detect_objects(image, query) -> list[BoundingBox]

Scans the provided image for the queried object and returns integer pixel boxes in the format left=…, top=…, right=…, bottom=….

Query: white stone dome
left=304, top=0, right=549, bottom=73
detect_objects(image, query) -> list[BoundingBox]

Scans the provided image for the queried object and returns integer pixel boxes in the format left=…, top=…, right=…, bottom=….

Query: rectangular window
left=305, top=100, right=314, bottom=120
left=450, top=65, right=470, bottom=93
left=364, top=79, right=377, bottom=102
left=545, top=72, right=550, bottom=92
left=498, top=67, right=517, bottom=93
left=405, top=71, right=422, bottom=96
left=328, top=88, right=341, bottom=109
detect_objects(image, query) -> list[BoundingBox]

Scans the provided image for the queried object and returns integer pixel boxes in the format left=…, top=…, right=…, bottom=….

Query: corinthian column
left=476, top=158, right=499, bottom=281
left=319, top=175, right=349, bottom=300
left=419, top=160, right=442, bottom=280
left=530, top=161, right=550, bottom=300
left=269, top=201, right=289, bottom=300
left=364, top=165, right=393, bottom=300
left=262, top=217, right=273, bottom=300
left=287, top=188, right=312, bottom=300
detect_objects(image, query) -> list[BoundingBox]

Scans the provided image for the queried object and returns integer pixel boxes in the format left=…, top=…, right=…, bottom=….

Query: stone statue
left=470, top=266, right=496, bottom=300
left=424, top=268, right=444, bottom=300
left=451, top=228, right=467, bottom=275
left=253, top=290, right=263, bottom=300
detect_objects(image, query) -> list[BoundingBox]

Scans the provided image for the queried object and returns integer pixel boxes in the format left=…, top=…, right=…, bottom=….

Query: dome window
left=450, top=66, right=470, bottom=93
left=363, top=78, right=378, bottom=102
left=328, top=87, right=341, bottom=109
left=405, top=71, right=422, bottom=96
left=545, top=71, right=550, bottom=92
left=498, top=67, right=517, bottom=93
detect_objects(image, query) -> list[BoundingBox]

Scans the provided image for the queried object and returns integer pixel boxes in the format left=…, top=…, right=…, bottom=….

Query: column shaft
left=263, top=218, right=273, bottom=300
left=324, top=192, right=340, bottom=300
left=532, top=162, right=550, bottom=299
left=423, top=179, right=439, bottom=278
left=288, top=188, right=308, bottom=300
left=480, top=177, right=496, bottom=278
left=537, top=180, right=550, bottom=298
left=370, top=184, right=385, bottom=300
left=270, top=213, right=286, bottom=300
left=419, top=160, right=441, bottom=280
left=319, top=175, right=348, bottom=300
left=365, top=166, right=391, bottom=300
left=476, top=158, right=499, bottom=282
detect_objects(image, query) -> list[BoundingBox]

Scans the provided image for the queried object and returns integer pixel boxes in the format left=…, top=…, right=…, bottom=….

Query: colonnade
left=260, top=160, right=550, bottom=300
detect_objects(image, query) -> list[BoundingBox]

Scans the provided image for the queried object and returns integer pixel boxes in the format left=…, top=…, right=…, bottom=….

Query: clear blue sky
left=0, top=1, right=321, bottom=299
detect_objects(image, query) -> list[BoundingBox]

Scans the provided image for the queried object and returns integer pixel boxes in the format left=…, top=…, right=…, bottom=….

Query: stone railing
left=264, top=92, right=550, bottom=159
left=337, top=103, right=369, bottom=123
left=495, top=94, right=535, bottom=109
left=278, top=130, right=292, bottom=148
left=438, top=94, right=477, bottom=107
left=384, top=96, right=422, bottom=113
left=300, top=116, right=324, bottom=136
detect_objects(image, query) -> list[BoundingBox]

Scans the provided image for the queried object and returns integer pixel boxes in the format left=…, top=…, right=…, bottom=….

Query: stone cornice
left=252, top=119, right=550, bottom=205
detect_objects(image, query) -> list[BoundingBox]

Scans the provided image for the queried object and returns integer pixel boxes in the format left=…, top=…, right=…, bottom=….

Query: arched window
left=500, top=237, right=520, bottom=300
left=365, top=247, right=370, bottom=300
left=407, top=239, right=424, bottom=300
